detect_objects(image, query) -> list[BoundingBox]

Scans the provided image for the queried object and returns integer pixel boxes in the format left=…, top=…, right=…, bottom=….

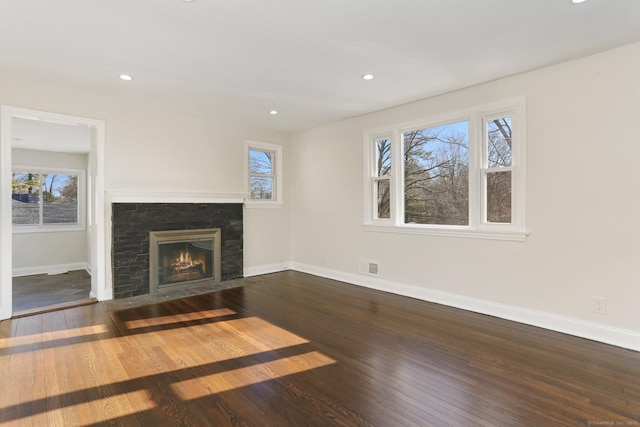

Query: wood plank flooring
left=1, top=271, right=639, bottom=426
left=12, top=270, right=93, bottom=315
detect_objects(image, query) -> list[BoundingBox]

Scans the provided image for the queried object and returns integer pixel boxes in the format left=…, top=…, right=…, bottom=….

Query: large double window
left=365, top=98, right=526, bottom=240
left=12, top=168, right=84, bottom=231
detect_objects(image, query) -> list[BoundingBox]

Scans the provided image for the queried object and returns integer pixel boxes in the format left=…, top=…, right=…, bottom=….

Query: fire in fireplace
left=149, top=228, right=221, bottom=292
left=158, top=240, right=211, bottom=285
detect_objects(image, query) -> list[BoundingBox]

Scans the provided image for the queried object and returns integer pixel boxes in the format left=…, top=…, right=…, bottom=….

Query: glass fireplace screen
left=157, top=239, right=214, bottom=286
left=149, top=228, right=222, bottom=292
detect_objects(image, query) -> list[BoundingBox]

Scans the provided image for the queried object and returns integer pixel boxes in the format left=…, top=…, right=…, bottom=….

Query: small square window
left=245, top=140, right=283, bottom=207
left=249, top=149, right=275, bottom=200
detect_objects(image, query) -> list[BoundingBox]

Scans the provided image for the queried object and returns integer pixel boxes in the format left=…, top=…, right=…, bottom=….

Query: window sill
left=362, top=223, right=528, bottom=242
left=13, top=225, right=86, bottom=234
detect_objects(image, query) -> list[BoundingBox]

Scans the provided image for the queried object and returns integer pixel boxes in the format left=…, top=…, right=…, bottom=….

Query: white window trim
left=369, top=132, right=393, bottom=222
left=12, top=165, right=86, bottom=233
left=244, top=140, right=283, bottom=208
left=363, top=97, right=527, bottom=242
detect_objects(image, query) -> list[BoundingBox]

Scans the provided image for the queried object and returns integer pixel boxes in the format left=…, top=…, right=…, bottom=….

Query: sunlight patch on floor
left=0, top=311, right=329, bottom=422
left=171, top=351, right=336, bottom=399
left=0, top=324, right=109, bottom=348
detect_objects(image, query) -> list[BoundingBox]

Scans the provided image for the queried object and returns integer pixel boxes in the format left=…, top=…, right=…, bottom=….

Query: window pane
left=403, top=121, right=469, bottom=225
left=249, top=150, right=273, bottom=174
left=250, top=176, right=273, bottom=200
left=487, top=171, right=511, bottom=223
left=12, top=172, right=41, bottom=225
left=375, top=138, right=391, bottom=177
left=376, top=179, right=390, bottom=219
left=43, top=174, right=78, bottom=224
left=487, top=117, right=512, bottom=168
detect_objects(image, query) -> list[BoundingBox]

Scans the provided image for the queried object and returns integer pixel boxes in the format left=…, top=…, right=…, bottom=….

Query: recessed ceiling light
left=361, top=74, right=374, bottom=81
left=269, top=110, right=278, bottom=115
left=572, top=0, right=586, bottom=3
left=119, top=74, right=133, bottom=81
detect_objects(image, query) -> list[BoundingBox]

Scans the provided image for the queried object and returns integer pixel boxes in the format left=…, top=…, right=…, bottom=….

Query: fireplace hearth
left=150, top=229, right=221, bottom=293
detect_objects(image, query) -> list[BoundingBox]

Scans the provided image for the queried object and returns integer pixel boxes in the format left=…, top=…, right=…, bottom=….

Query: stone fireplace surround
left=111, top=202, right=243, bottom=299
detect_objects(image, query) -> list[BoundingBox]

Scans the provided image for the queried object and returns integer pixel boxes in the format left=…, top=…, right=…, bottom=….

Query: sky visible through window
left=409, top=120, right=469, bottom=156
left=249, top=149, right=274, bottom=200
left=403, top=120, right=469, bottom=226
left=249, top=150, right=272, bottom=175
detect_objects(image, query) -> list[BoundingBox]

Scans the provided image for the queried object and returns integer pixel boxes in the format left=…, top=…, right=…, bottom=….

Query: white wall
left=0, top=72, right=291, bottom=282
left=12, top=148, right=89, bottom=274
left=289, top=42, right=640, bottom=349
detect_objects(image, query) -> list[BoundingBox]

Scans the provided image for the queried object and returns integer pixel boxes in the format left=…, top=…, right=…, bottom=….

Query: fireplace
left=149, top=228, right=222, bottom=293
left=111, top=202, right=243, bottom=299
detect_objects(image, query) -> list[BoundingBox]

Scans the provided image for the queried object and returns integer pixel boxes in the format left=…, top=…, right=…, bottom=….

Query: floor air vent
left=359, top=259, right=379, bottom=276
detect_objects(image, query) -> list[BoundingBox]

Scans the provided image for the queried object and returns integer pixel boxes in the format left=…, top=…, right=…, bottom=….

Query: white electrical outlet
left=592, top=297, right=607, bottom=314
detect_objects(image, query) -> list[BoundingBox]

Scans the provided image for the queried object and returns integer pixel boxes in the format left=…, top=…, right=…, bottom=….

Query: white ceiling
left=1, top=0, right=639, bottom=133
left=11, top=118, right=91, bottom=153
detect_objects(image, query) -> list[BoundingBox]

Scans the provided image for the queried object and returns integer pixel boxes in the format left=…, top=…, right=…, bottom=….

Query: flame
left=178, top=251, right=192, bottom=265
left=171, top=250, right=204, bottom=274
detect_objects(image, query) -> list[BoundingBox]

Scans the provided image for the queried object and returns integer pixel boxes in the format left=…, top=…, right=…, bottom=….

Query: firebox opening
left=149, top=228, right=221, bottom=293
left=158, top=240, right=212, bottom=285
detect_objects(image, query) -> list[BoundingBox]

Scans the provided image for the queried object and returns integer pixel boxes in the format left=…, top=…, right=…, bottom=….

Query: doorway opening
left=0, top=106, right=106, bottom=319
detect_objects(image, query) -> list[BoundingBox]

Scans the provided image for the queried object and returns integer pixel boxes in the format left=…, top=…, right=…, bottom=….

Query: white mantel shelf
left=107, top=190, right=246, bottom=204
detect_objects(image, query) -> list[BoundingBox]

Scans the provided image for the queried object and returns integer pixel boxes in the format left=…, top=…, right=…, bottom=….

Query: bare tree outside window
left=12, top=171, right=79, bottom=226
left=486, top=117, right=512, bottom=223
left=403, top=121, right=469, bottom=225
left=375, top=138, right=391, bottom=219
left=59, top=175, right=78, bottom=203
left=365, top=99, right=524, bottom=237
left=249, top=150, right=275, bottom=200
left=43, top=173, right=78, bottom=224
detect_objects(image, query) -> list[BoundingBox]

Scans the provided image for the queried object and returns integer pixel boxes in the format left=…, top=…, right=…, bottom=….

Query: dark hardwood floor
left=12, top=270, right=93, bottom=316
left=1, top=271, right=638, bottom=426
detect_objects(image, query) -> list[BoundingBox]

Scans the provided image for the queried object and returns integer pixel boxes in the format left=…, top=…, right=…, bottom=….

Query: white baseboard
left=13, top=262, right=90, bottom=278
left=288, top=262, right=640, bottom=352
left=244, top=262, right=291, bottom=278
